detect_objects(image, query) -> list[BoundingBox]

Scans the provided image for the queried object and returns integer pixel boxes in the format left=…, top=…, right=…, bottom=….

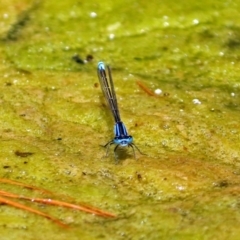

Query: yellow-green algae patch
left=1, top=0, right=240, bottom=239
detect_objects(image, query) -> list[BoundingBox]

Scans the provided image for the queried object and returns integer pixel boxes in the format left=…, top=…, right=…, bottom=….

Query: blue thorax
left=113, top=121, right=133, bottom=146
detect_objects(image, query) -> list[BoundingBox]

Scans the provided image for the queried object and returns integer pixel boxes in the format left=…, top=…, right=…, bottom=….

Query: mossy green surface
left=1, top=0, right=240, bottom=239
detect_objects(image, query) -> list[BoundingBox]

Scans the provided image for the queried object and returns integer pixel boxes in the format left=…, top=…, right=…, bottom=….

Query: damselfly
left=97, top=61, right=143, bottom=162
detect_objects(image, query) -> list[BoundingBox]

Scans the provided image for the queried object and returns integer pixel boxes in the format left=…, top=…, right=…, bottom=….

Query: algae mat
left=1, top=0, right=240, bottom=239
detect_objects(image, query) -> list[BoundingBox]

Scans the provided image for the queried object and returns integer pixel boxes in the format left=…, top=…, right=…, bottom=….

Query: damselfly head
left=114, top=135, right=133, bottom=146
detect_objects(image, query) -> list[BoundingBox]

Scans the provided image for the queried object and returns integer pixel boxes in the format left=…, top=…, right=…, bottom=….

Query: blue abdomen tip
left=98, top=61, right=105, bottom=70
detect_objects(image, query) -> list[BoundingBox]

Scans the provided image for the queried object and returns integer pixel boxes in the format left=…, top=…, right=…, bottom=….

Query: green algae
left=1, top=0, right=240, bottom=239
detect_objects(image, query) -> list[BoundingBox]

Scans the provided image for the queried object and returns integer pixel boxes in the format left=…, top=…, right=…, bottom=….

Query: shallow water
left=1, top=0, right=240, bottom=239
